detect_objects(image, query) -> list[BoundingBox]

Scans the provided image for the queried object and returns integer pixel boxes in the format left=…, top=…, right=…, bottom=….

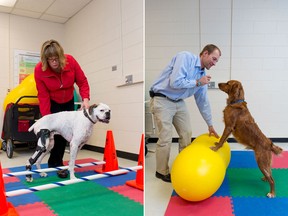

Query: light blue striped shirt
left=150, top=51, right=212, bottom=126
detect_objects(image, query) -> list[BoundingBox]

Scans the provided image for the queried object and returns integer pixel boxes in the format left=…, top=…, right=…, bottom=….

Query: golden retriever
left=211, top=80, right=282, bottom=198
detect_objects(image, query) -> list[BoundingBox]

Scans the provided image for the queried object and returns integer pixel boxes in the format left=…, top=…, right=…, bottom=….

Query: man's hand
left=208, top=125, right=219, bottom=138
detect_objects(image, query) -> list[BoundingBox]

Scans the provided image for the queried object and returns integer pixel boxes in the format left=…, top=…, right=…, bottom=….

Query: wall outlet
left=208, top=81, right=218, bottom=89
left=112, top=65, right=117, bottom=71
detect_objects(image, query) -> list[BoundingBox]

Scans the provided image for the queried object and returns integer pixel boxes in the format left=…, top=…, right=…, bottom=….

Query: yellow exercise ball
left=171, top=144, right=226, bottom=202
left=192, top=133, right=231, bottom=168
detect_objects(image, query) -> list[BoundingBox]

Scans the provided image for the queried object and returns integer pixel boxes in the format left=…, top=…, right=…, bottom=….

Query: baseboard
left=146, top=137, right=288, bottom=144
left=82, top=144, right=139, bottom=162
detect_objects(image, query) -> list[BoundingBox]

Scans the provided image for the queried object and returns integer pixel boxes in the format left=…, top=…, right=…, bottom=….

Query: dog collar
left=230, top=99, right=245, bottom=105
left=83, top=108, right=96, bottom=124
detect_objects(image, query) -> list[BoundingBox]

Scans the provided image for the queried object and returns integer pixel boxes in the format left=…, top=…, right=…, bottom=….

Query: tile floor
left=0, top=145, right=135, bottom=170
left=1, top=142, right=287, bottom=216
left=145, top=142, right=288, bottom=216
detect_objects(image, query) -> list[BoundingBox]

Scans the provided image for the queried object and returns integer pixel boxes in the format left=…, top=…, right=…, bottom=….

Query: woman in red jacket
left=34, top=39, right=90, bottom=177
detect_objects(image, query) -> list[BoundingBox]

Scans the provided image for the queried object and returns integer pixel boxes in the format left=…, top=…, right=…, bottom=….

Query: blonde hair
left=41, top=39, right=66, bottom=71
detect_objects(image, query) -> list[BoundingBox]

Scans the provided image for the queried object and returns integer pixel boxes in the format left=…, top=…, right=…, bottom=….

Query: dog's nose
left=106, top=111, right=111, bottom=119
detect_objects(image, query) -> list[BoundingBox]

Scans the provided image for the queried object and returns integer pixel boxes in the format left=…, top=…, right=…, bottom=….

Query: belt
left=149, top=91, right=181, bottom=102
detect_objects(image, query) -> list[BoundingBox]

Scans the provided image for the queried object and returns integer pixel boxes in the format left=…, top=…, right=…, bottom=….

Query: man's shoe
left=155, top=172, right=171, bottom=182
left=57, top=169, right=68, bottom=178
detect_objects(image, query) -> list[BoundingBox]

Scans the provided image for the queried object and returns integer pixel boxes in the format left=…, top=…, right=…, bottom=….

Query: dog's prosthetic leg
left=26, top=129, right=51, bottom=181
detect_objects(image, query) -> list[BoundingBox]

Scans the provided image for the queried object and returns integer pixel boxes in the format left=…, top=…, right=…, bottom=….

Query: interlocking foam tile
left=4, top=159, right=143, bottom=215
left=3, top=168, right=20, bottom=184
left=6, top=163, right=50, bottom=183
left=7, top=192, right=42, bottom=207
left=110, top=184, right=143, bottom=204
left=6, top=181, right=28, bottom=191
left=214, top=175, right=231, bottom=197
left=8, top=163, right=49, bottom=173
left=228, top=151, right=258, bottom=168
left=166, top=151, right=288, bottom=215
left=36, top=181, right=143, bottom=216
left=23, top=175, right=64, bottom=188
left=94, top=171, right=137, bottom=188
left=227, top=168, right=288, bottom=197
left=272, top=151, right=288, bottom=168
left=232, top=197, right=288, bottom=216
left=6, top=179, right=49, bottom=206
left=15, top=202, right=57, bottom=216
left=63, top=158, right=97, bottom=165
left=63, top=158, right=103, bottom=172
left=165, top=196, right=234, bottom=216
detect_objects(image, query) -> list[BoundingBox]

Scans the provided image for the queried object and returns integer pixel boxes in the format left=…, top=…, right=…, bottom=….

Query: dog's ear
left=88, top=104, right=98, bottom=115
left=231, top=82, right=244, bottom=100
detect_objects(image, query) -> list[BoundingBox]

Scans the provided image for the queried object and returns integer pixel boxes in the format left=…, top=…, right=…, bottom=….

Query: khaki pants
left=150, top=97, right=192, bottom=175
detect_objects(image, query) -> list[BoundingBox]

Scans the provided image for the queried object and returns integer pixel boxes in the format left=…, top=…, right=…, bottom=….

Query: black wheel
left=6, top=139, right=13, bottom=158
left=2, top=141, right=7, bottom=151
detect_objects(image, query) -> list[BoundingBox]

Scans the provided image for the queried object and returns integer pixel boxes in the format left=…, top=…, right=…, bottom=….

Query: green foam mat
left=227, top=168, right=288, bottom=197
left=24, top=176, right=143, bottom=216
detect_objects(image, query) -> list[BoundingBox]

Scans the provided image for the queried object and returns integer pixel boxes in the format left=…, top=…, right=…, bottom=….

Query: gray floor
left=145, top=142, right=288, bottom=216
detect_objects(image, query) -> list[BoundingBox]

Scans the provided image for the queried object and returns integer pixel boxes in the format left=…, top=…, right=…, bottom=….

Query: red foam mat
left=110, top=184, right=143, bottom=204
left=165, top=196, right=234, bottom=216
left=63, top=158, right=102, bottom=172
left=15, top=202, right=57, bottom=216
left=272, top=151, right=288, bottom=168
left=2, top=168, right=20, bottom=184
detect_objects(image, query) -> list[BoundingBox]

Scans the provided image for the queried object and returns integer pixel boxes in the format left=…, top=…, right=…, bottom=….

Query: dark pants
left=48, top=98, right=74, bottom=168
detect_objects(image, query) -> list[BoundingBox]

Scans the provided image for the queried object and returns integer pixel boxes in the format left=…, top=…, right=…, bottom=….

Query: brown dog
left=211, top=80, right=282, bottom=198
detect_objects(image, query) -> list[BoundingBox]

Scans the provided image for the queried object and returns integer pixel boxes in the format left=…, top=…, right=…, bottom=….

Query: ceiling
left=0, top=0, right=93, bottom=24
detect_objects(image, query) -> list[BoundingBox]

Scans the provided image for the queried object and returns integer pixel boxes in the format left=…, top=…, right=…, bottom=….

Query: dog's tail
left=271, top=142, right=283, bottom=155
left=28, top=124, right=35, bottom=132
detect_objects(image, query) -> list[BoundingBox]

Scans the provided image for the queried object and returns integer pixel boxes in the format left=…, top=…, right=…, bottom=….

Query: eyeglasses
left=47, top=57, right=59, bottom=63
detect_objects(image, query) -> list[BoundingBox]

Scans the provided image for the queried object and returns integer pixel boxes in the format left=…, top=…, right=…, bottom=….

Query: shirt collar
left=195, top=56, right=205, bottom=74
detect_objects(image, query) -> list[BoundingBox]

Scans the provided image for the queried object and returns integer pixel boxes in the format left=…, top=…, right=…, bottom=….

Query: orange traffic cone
left=126, top=134, right=144, bottom=190
left=0, top=163, right=19, bottom=216
left=95, top=130, right=119, bottom=173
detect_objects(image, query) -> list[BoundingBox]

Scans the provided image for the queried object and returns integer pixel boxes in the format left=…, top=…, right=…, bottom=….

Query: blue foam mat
left=228, top=151, right=258, bottom=168
left=232, top=197, right=288, bottom=216
left=4, top=163, right=137, bottom=208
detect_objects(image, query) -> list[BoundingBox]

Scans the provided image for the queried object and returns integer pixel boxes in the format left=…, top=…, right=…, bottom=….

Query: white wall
left=65, top=0, right=144, bottom=153
left=0, top=0, right=144, bottom=155
left=0, top=13, right=65, bottom=126
left=146, top=0, right=288, bottom=139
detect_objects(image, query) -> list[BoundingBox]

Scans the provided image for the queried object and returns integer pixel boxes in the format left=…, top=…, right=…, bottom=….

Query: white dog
left=25, top=103, right=111, bottom=182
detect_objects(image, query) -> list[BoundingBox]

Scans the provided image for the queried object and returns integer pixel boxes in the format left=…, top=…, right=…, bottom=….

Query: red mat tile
left=110, top=185, right=144, bottom=204
left=272, top=151, right=288, bottom=168
left=2, top=168, right=20, bottom=184
left=63, top=158, right=102, bottom=172
left=165, top=196, right=234, bottom=216
left=15, top=202, right=57, bottom=216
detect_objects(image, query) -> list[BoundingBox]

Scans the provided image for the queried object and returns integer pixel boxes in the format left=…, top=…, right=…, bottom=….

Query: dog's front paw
left=210, top=142, right=219, bottom=151
left=267, top=192, right=275, bottom=198
left=26, top=176, right=33, bottom=182
left=69, top=174, right=77, bottom=180
left=261, top=176, right=268, bottom=182
left=40, top=172, right=48, bottom=178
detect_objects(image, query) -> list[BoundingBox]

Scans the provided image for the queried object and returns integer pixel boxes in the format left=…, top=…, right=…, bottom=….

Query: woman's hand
left=81, top=98, right=90, bottom=110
